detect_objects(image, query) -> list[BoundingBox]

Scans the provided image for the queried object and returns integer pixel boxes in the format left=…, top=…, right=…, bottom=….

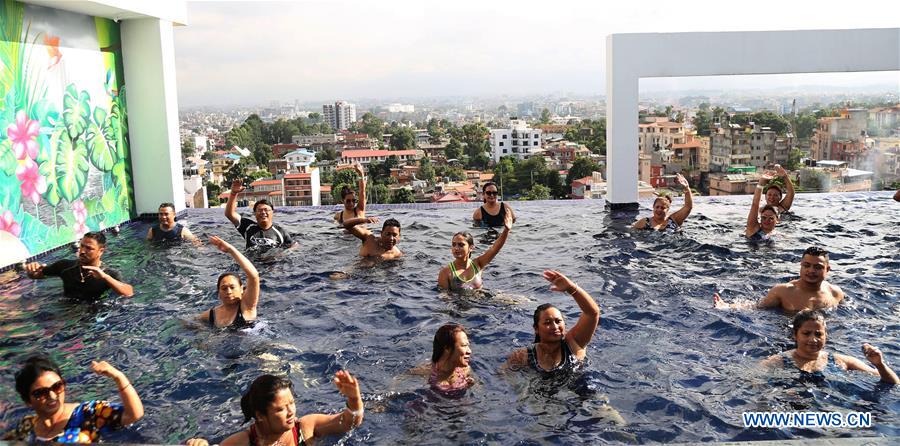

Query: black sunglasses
left=31, top=380, right=66, bottom=400
left=484, top=191, right=498, bottom=196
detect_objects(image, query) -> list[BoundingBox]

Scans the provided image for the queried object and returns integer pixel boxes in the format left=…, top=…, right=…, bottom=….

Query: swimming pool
left=1, top=191, right=898, bottom=444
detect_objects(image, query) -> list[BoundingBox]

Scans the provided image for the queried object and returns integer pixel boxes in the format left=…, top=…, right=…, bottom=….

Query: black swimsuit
left=479, top=204, right=507, bottom=227
left=527, top=340, right=579, bottom=378
left=208, top=307, right=254, bottom=329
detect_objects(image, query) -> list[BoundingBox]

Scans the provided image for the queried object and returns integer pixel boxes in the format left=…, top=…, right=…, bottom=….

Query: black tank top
left=479, top=204, right=507, bottom=227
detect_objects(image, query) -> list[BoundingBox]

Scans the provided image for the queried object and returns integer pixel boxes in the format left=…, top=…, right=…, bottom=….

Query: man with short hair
left=714, top=246, right=844, bottom=312
left=225, top=179, right=294, bottom=249
left=146, top=202, right=196, bottom=242
left=343, top=216, right=403, bottom=260
left=24, top=232, right=134, bottom=300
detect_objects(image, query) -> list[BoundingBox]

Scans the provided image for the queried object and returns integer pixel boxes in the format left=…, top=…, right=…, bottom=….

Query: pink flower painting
left=7, top=110, right=40, bottom=161
left=16, top=157, right=48, bottom=205
left=0, top=210, right=21, bottom=237
left=72, top=199, right=87, bottom=223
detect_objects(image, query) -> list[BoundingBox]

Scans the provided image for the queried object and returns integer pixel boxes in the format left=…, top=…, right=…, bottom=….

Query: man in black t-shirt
left=224, top=180, right=294, bottom=249
left=24, top=232, right=134, bottom=301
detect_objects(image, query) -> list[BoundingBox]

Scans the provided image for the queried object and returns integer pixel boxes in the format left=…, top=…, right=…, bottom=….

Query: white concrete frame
left=605, top=28, right=900, bottom=208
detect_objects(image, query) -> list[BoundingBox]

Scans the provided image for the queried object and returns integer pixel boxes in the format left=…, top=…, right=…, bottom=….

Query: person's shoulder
left=220, top=429, right=250, bottom=446
left=826, top=281, right=844, bottom=297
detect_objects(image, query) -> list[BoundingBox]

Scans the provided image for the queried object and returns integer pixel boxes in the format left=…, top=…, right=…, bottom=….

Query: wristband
left=567, top=286, right=579, bottom=296
left=756, top=185, right=764, bottom=190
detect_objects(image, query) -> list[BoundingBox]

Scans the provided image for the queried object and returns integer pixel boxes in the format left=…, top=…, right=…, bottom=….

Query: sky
left=174, top=0, right=900, bottom=107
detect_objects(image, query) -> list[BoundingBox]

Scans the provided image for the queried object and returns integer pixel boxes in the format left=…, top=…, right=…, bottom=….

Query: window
left=502, top=134, right=507, bottom=139
left=502, top=149, right=507, bottom=153
left=534, top=141, right=539, bottom=146
left=499, top=142, right=504, bottom=147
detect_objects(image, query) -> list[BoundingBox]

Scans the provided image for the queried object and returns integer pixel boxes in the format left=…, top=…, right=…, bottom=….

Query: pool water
left=1, top=192, right=898, bottom=444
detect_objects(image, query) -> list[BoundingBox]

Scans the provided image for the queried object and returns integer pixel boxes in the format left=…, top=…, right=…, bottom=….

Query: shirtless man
left=342, top=216, right=403, bottom=260
left=714, top=246, right=843, bottom=312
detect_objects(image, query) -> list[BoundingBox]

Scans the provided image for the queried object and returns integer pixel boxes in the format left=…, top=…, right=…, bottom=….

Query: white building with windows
left=323, top=101, right=357, bottom=130
left=489, top=119, right=543, bottom=162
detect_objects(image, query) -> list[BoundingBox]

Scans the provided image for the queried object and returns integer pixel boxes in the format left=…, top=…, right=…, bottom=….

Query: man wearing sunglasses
left=23, top=232, right=134, bottom=300
left=225, top=179, right=295, bottom=249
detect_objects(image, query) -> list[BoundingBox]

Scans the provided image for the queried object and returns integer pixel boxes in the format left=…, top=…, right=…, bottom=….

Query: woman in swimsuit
left=762, top=164, right=795, bottom=215
left=633, top=173, right=693, bottom=231
left=761, top=309, right=898, bottom=384
left=745, top=175, right=779, bottom=242
left=437, top=210, right=512, bottom=291
left=4, top=355, right=143, bottom=443
left=186, top=371, right=363, bottom=446
left=473, top=182, right=516, bottom=228
left=425, top=323, right=475, bottom=394
left=195, top=236, right=260, bottom=329
left=334, top=164, right=366, bottom=225
left=505, top=270, right=600, bottom=378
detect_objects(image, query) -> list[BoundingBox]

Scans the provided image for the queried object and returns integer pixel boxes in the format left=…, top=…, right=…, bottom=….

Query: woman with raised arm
left=761, top=309, right=899, bottom=385
left=3, top=355, right=143, bottom=443
left=185, top=371, right=364, bottom=446
left=196, top=236, right=260, bottom=329
left=762, top=164, right=796, bottom=214
left=438, top=211, right=512, bottom=291
left=334, top=164, right=367, bottom=225
left=632, top=173, right=693, bottom=231
left=746, top=174, right=780, bottom=242
left=506, top=271, right=600, bottom=378
left=473, top=182, right=516, bottom=228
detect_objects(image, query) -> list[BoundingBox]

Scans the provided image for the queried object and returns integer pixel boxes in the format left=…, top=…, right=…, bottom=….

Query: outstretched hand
left=676, top=173, right=689, bottom=189
left=91, top=360, right=123, bottom=380
left=333, top=370, right=361, bottom=400
left=713, top=293, right=728, bottom=309
left=209, top=236, right=233, bottom=253
left=774, top=164, right=787, bottom=178
left=230, top=179, right=244, bottom=194
left=365, top=216, right=379, bottom=224
left=863, top=343, right=884, bottom=367
left=543, top=270, right=576, bottom=293
left=502, top=210, right=513, bottom=231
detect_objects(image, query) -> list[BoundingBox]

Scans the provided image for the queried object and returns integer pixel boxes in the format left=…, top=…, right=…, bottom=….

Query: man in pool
left=714, top=246, right=843, bottom=312
left=23, top=232, right=134, bottom=300
left=224, top=179, right=294, bottom=249
left=146, top=202, right=197, bottom=242
left=342, top=216, right=403, bottom=260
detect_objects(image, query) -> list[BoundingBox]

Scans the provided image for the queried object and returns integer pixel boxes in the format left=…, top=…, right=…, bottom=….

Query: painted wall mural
left=0, top=0, right=134, bottom=268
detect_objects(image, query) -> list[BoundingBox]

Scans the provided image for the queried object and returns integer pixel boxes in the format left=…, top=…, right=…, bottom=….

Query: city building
left=489, top=119, right=543, bottom=162
left=811, top=109, right=869, bottom=165
left=284, top=149, right=316, bottom=171
left=800, top=160, right=872, bottom=192
left=708, top=173, right=760, bottom=196
left=240, top=179, right=285, bottom=206
left=292, top=133, right=339, bottom=146
left=283, top=170, right=321, bottom=206
left=323, top=101, right=357, bottom=130
left=273, top=143, right=303, bottom=159
left=709, top=122, right=787, bottom=172
left=340, top=149, right=422, bottom=166
left=543, top=141, right=591, bottom=169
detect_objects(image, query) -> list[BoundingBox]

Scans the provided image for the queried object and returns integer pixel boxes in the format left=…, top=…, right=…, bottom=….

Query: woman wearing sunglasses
left=746, top=173, right=780, bottom=243
left=4, top=355, right=143, bottom=443
left=473, top=182, right=516, bottom=228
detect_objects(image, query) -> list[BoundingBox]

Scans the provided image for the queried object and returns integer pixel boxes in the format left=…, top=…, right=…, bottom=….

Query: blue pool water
left=1, top=192, right=898, bottom=444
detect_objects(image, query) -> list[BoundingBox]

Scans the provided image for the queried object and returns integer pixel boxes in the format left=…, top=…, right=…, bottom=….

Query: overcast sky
left=174, top=0, right=900, bottom=107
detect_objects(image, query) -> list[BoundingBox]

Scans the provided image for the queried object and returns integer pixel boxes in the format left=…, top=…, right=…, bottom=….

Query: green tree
left=444, top=139, right=463, bottom=161
left=319, top=147, right=338, bottom=161
left=565, top=157, right=600, bottom=190
left=391, top=188, right=415, bottom=204
left=368, top=184, right=391, bottom=204
left=792, top=114, right=818, bottom=139
left=544, top=170, right=566, bottom=199
left=308, top=112, right=321, bottom=122
left=784, top=148, right=805, bottom=171
left=351, top=112, right=385, bottom=143
left=540, top=108, right=551, bottom=124
left=181, top=137, right=196, bottom=158
left=418, top=158, right=435, bottom=182
left=693, top=110, right=712, bottom=136
left=333, top=168, right=360, bottom=187
left=248, top=170, right=273, bottom=181
left=388, top=125, right=416, bottom=150
left=206, top=181, right=222, bottom=206
left=731, top=111, right=790, bottom=135
left=526, top=184, right=550, bottom=200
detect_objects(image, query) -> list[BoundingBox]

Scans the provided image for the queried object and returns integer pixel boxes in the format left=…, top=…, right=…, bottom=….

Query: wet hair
left=217, top=273, right=243, bottom=290
left=82, top=232, right=107, bottom=247
left=765, top=184, right=783, bottom=196
left=158, top=202, right=175, bottom=213
left=803, top=246, right=829, bottom=261
left=532, top=303, right=558, bottom=343
left=240, top=375, right=294, bottom=423
left=759, top=205, right=779, bottom=218
left=431, top=323, right=467, bottom=363
left=792, top=309, right=827, bottom=335
left=253, top=200, right=274, bottom=212
left=452, top=232, right=474, bottom=249
left=15, top=354, right=62, bottom=403
left=382, top=218, right=401, bottom=232
left=341, top=186, right=356, bottom=199
left=653, top=196, right=673, bottom=208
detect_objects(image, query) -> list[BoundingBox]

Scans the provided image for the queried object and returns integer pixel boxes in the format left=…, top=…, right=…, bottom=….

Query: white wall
left=606, top=28, right=900, bottom=207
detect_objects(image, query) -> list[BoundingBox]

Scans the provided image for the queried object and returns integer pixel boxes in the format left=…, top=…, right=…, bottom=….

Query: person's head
left=792, top=309, right=827, bottom=355
left=764, top=185, right=783, bottom=206
left=431, top=323, right=471, bottom=368
left=482, top=182, right=499, bottom=204
left=79, top=232, right=106, bottom=264
left=15, top=355, right=66, bottom=415
left=380, top=218, right=401, bottom=250
left=253, top=200, right=274, bottom=228
left=450, top=232, right=475, bottom=261
left=217, top=273, right=244, bottom=305
left=240, top=375, right=296, bottom=432
left=652, top=195, right=672, bottom=219
left=340, top=186, right=357, bottom=210
left=759, top=205, right=780, bottom=232
left=799, top=246, right=830, bottom=286
left=158, top=202, right=176, bottom=228
left=532, top=303, right=565, bottom=343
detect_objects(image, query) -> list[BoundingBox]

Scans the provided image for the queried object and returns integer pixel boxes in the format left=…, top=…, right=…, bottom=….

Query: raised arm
left=356, top=164, right=367, bottom=214
left=776, top=165, right=795, bottom=211
left=850, top=344, right=900, bottom=384
left=343, top=216, right=376, bottom=241
left=713, top=285, right=781, bottom=311
left=300, top=371, right=364, bottom=440
left=209, top=236, right=259, bottom=314
left=745, top=178, right=766, bottom=237
left=224, top=180, right=244, bottom=226
left=669, top=173, right=693, bottom=226
left=473, top=212, right=512, bottom=269
left=544, top=270, right=599, bottom=351
left=90, top=361, right=143, bottom=425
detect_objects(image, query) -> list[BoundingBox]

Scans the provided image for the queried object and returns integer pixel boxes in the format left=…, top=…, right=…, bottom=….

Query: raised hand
left=863, top=343, right=884, bottom=367
left=333, top=370, right=362, bottom=400
left=365, top=216, right=379, bottom=224
left=503, top=210, right=513, bottom=231
left=543, top=270, right=576, bottom=293
left=676, top=173, right=689, bottom=189
left=24, top=262, right=45, bottom=277
left=230, top=179, right=244, bottom=194
left=91, top=360, right=124, bottom=380
left=208, top=236, right=233, bottom=253
left=713, top=293, right=728, bottom=309
left=80, top=265, right=105, bottom=280
left=774, top=164, right=787, bottom=178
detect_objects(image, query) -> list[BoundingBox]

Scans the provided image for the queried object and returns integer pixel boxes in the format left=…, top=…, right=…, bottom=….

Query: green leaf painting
left=39, top=128, right=64, bottom=206
left=54, top=130, right=90, bottom=202
left=0, top=139, right=16, bottom=176
left=86, top=120, right=116, bottom=171
left=62, top=85, right=90, bottom=140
